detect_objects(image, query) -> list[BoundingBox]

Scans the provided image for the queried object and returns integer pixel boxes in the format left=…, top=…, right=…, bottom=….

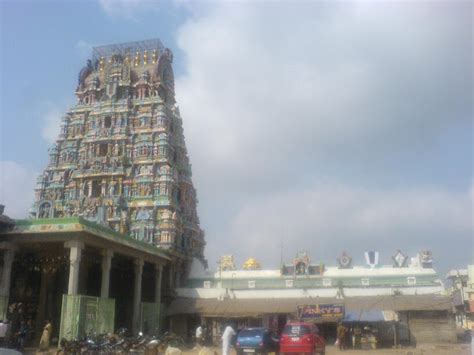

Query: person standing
left=26, top=319, right=34, bottom=347
left=336, top=322, right=347, bottom=351
left=471, top=326, right=473, bottom=355
left=39, top=319, right=52, bottom=352
left=16, top=320, right=27, bottom=352
left=221, top=324, right=236, bottom=355
left=0, top=319, right=7, bottom=347
left=195, top=324, right=203, bottom=346
left=3, top=320, right=12, bottom=348
left=353, top=325, right=362, bottom=349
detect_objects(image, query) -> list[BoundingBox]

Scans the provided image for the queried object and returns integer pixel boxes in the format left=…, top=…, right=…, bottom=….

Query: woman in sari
left=39, top=319, right=52, bottom=351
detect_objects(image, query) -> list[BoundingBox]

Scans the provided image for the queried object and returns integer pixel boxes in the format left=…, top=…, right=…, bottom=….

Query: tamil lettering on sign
left=297, top=304, right=345, bottom=321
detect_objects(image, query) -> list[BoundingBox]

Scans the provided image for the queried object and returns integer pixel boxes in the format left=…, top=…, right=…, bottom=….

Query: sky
left=0, top=0, right=472, bottom=276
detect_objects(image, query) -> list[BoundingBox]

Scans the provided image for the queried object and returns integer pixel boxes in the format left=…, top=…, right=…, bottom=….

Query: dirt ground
left=183, top=345, right=472, bottom=355
left=19, top=344, right=472, bottom=355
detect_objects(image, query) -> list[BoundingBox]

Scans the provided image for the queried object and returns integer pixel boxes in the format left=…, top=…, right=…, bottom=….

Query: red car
left=279, top=322, right=325, bottom=355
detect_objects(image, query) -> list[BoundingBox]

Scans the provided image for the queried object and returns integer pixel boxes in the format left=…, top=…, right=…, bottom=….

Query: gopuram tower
left=31, top=39, right=205, bottom=261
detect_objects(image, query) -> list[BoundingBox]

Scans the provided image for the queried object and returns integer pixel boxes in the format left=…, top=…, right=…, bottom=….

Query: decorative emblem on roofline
left=419, top=250, right=433, bottom=268
left=281, top=252, right=324, bottom=276
left=293, top=251, right=310, bottom=275
left=337, top=251, right=352, bottom=269
left=364, top=250, right=379, bottom=268
left=392, top=249, right=408, bottom=268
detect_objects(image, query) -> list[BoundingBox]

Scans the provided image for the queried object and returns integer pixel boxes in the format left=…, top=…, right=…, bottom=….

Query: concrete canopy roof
left=0, top=217, right=170, bottom=264
left=166, top=295, right=453, bottom=317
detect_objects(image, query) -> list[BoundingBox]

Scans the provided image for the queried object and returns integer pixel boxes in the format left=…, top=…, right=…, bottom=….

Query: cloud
left=222, top=182, right=472, bottom=267
left=0, top=161, right=37, bottom=219
left=41, top=105, right=63, bottom=144
left=176, top=2, right=471, bottom=181
left=173, top=1, right=472, bottom=270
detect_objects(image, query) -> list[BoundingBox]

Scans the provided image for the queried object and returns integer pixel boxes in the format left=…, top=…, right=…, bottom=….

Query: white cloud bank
left=222, top=182, right=472, bottom=266
left=41, top=105, right=63, bottom=144
left=0, top=161, right=37, bottom=219
left=176, top=2, right=471, bottom=180
left=1, top=103, right=65, bottom=218
left=2, top=1, right=470, bottom=272
left=174, top=2, right=472, bottom=269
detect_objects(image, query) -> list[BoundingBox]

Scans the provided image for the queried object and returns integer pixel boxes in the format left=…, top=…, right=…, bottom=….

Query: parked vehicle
left=236, top=327, right=279, bottom=355
left=457, top=328, right=472, bottom=343
left=279, top=322, right=325, bottom=355
left=56, top=329, right=170, bottom=355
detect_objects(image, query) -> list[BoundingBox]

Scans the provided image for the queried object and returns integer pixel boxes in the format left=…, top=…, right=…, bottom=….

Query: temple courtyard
left=15, top=344, right=471, bottom=355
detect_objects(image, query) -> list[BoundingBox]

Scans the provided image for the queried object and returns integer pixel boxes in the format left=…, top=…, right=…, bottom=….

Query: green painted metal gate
left=0, top=296, right=8, bottom=321
left=140, top=302, right=161, bottom=335
left=59, top=295, right=115, bottom=340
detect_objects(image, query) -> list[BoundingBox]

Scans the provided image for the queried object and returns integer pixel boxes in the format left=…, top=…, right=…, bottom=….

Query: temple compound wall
left=168, top=252, right=457, bottom=348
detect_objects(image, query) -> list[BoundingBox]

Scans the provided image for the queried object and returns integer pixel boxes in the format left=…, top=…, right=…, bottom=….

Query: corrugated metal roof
left=166, top=295, right=452, bottom=317
left=343, top=309, right=385, bottom=322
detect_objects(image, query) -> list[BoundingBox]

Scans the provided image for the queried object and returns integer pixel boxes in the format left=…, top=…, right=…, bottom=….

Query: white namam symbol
left=394, top=252, right=406, bottom=266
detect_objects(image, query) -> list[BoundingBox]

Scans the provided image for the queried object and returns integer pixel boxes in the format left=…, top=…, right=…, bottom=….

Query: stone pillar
left=154, top=264, right=163, bottom=304
left=100, top=250, right=114, bottom=298
left=87, top=181, right=93, bottom=197
left=101, top=179, right=107, bottom=197
left=393, top=322, right=399, bottom=348
left=35, top=269, right=54, bottom=339
left=132, top=258, right=144, bottom=334
left=169, top=264, right=174, bottom=288
left=175, top=267, right=181, bottom=288
left=65, top=240, right=84, bottom=295
left=0, top=243, right=16, bottom=297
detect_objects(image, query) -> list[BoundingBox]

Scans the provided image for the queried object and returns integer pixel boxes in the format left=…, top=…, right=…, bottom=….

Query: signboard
left=297, top=304, right=344, bottom=322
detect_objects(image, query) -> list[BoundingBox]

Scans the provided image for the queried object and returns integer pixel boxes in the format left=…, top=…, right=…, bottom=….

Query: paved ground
left=19, top=344, right=472, bottom=355
left=0, top=348, right=22, bottom=355
left=183, top=345, right=472, bottom=355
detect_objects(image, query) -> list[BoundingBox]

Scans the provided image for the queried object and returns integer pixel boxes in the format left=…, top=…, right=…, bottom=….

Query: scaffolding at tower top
left=92, top=38, right=165, bottom=62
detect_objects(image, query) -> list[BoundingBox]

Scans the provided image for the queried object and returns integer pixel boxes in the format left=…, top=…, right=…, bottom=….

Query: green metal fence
left=59, top=294, right=115, bottom=341
left=140, top=302, right=160, bottom=335
left=0, top=296, right=8, bottom=321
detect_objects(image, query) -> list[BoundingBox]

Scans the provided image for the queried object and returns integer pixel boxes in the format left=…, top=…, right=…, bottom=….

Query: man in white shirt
left=0, top=319, right=8, bottom=347
left=471, top=326, right=473, bottom=355
left=195, top=325, right=203, bottom=346
left=221, top=325, right=236, bottom=355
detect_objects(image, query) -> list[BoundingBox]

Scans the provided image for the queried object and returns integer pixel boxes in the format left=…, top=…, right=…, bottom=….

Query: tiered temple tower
left=31, top=39, right=205, bottom=260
